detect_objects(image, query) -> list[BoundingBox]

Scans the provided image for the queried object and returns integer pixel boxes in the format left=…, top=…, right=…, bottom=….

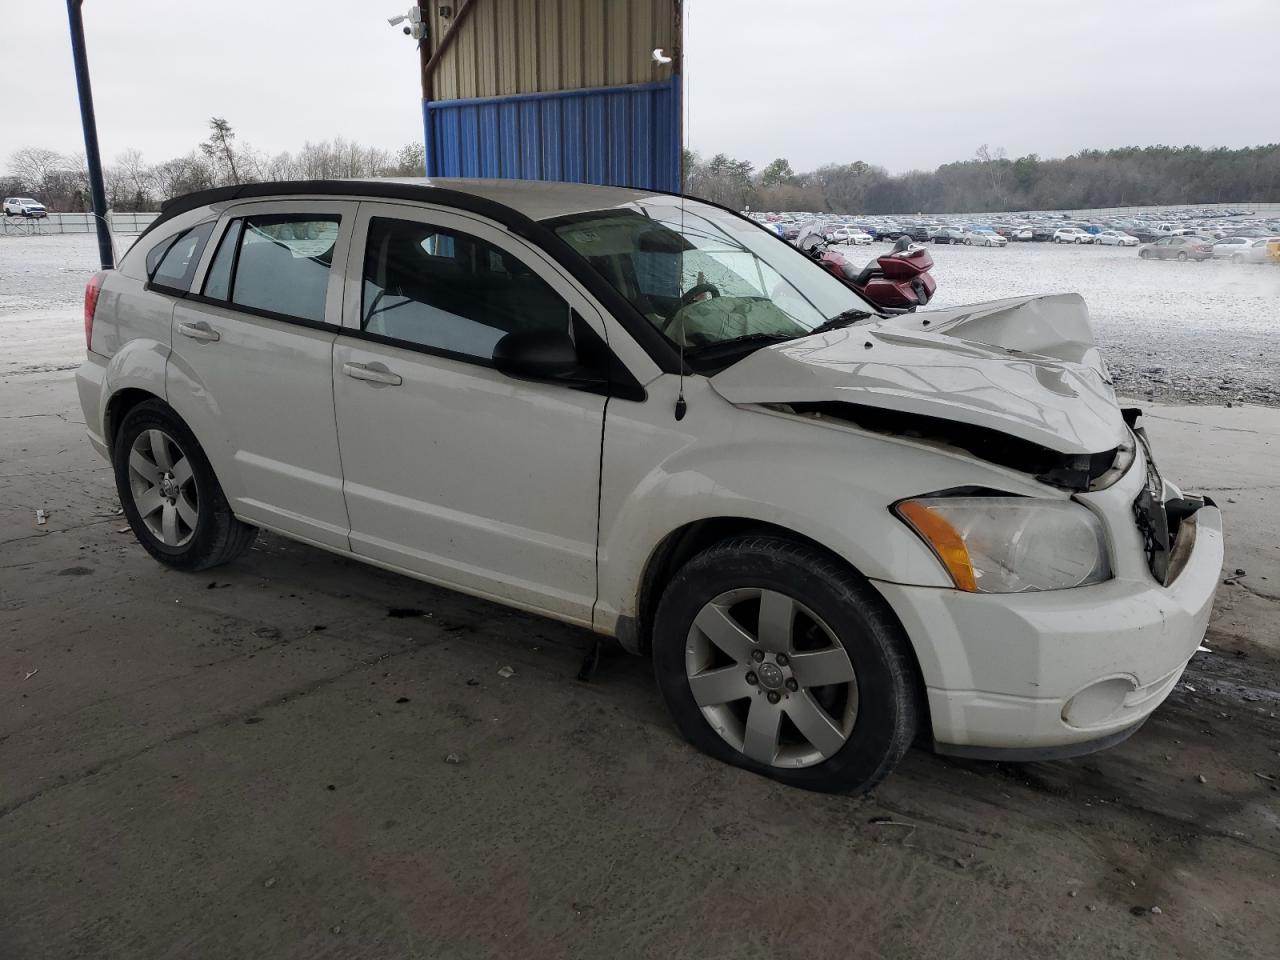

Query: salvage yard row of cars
left=755, top=208, right=1280, bottom=263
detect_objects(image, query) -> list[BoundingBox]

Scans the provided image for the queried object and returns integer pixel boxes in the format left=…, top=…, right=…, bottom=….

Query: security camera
left=387, top=6, right=426, bottom=39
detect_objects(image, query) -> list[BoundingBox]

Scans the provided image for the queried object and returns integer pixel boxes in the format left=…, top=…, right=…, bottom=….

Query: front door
left=331, top=203, right=610, bottom=624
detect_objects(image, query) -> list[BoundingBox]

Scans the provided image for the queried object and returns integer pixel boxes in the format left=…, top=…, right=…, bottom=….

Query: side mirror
left=492, top=328, right=581, bottom=381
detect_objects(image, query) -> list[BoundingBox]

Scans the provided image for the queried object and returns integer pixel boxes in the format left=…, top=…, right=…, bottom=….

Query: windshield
left=548, top=196, right=875, bottom=358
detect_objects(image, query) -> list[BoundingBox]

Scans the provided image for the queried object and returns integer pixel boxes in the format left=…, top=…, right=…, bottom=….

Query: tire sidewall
left=113, top=401, right=228, bottom=570
left=652, top=540, right=917, bottom=793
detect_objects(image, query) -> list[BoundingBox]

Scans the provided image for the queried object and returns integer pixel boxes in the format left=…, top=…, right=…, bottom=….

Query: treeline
left=1, top=118, right=425, bottom=213
left=685, top=144, right=1280, bottom=214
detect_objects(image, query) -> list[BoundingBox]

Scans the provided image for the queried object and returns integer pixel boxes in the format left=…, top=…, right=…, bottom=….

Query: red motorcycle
left=796, top=225, right=937, bottom=313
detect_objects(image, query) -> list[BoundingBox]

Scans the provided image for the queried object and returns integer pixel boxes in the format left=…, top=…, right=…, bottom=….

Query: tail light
left=84, top=272, right=105, bottom=352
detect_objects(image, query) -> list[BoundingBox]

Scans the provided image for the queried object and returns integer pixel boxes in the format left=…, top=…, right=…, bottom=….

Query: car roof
left=156, top=177, right=664, bottom=227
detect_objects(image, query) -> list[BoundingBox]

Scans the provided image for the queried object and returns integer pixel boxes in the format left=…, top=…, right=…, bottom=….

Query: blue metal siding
left=423, top=78, right=680, bottom=193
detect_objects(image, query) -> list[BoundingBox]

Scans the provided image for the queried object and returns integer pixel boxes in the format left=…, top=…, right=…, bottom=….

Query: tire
left=1139, top=249, right=1150, bottom=259
left=1177, top=251, right=1188, bottom=262
left=652, top=535, right=920, bottom=794
left=964, top=238, right=973, bottom=246
left=113, top=399, right=257, bottom=571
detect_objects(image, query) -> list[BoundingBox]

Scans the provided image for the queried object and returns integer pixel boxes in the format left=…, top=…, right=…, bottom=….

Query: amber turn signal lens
left=897, top=500, right=978, bottom=592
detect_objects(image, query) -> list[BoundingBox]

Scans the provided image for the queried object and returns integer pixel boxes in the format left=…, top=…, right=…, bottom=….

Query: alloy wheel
left=685, top=588, right=858, bottom=768
left=128, top=428, right=198, bottom=547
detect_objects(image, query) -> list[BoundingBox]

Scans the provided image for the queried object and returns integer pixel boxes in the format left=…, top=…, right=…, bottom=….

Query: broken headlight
left=896, top=496, right=1112, bottom=593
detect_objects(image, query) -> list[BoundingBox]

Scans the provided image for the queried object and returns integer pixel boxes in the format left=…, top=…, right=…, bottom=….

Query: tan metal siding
left=427, top=0, right=675, bottom=101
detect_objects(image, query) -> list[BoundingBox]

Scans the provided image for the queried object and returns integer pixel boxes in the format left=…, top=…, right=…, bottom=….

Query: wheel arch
left=624, top=516, right=934, bottom=743
left=104, top=387, right=164, bottom=451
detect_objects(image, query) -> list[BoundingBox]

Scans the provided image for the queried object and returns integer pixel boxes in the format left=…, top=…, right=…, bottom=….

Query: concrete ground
left=2, top=362, right=1278, bottom=959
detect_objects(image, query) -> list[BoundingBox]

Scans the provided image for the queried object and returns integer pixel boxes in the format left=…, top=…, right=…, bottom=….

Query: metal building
left=419, top=0, right=681, bottom=191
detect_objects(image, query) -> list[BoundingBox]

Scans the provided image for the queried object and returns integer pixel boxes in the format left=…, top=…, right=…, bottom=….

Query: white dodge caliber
left=76, top=179, right=1223, bottom=793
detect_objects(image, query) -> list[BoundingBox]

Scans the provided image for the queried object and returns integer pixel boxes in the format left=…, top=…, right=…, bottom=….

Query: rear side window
left=201, top=214, right=340, bottom=323
left=360, top=217, right=569, bottom=361
left=147, top=222, right=214, bottom=293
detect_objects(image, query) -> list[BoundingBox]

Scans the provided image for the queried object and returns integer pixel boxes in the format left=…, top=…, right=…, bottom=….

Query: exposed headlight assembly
left=896, top=496, right=1112, bottom=593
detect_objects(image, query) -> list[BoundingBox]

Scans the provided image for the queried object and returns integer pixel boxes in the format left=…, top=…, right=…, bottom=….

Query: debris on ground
left=395, top=697, right=410, bottom=704
left=23, top=669, right=38, bottom=681
left=35, top=509, right=46, bottom=525
left=497, top=665, right=515, bottom=679
left=1197, top=774, right=1208, bottom=784
left=263, top=877, right=277, bottom=889
left=252, top=626, right=281, bottom=640
left=445, top=753, right=462, bottom=764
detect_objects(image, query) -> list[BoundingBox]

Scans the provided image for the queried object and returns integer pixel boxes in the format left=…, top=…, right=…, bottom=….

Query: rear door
left=166, top=200, right=356, bottom=549
left=330, top=203, right=612, bottom=624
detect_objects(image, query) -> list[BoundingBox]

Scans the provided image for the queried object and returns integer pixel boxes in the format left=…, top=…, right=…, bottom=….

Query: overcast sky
left=4, top=0, right=1277, bottom=175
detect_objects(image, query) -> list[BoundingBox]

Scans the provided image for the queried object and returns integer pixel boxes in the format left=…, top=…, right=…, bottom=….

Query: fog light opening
left=1062, top=677, right=1136, bottom=728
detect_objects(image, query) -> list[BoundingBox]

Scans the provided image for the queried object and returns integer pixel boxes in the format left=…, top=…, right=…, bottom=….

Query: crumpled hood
left=710, top=293, right=1127, bottom=455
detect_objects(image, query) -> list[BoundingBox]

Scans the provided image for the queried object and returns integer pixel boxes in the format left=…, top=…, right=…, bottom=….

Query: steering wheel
left=681, top=282, right=720, bottom=306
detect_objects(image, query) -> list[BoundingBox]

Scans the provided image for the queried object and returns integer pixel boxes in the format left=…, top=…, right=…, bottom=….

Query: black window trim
left=143, top=220, right=216, bottom=297
left=164, top=232, right=645, bottom=402
left=352, top=212, right=646, bottom=401
left=137, top=180, right=689, bottom=376
left=191, top=212, right=341, bottom=326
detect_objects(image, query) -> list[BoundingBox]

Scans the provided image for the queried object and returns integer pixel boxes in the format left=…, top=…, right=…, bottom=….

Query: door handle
left=343, top=361, right=403, bottom=386
left=177, top=321, right=220, bottom=342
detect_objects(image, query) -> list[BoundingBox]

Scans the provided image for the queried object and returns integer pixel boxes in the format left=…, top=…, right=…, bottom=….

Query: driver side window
left=361, top=217, right=571, bottom=362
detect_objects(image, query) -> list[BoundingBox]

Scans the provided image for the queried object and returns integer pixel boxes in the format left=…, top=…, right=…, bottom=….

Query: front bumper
left=873, top=443, right=1223, bottom=754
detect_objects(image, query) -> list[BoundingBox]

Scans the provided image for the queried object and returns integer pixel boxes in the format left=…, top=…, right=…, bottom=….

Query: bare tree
left=7, top=147, right=65, bottom=191
left=200, top=117, right=242, bottom=185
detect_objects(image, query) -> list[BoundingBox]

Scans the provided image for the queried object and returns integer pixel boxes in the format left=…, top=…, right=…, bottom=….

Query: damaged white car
left=76, top=180, right=1223, bottom=793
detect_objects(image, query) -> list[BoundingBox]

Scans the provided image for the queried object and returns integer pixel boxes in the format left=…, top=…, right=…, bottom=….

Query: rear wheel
left=1139, top=249, right=1150, bottom=259
left=113, top=400, right=257, bottom=571
left=652, top=535, right=920, bottom=794
left=1177, top=251, right=1188, bottom=262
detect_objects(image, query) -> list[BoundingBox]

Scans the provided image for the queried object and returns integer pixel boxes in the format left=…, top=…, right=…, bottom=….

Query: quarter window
left=360, top=217, right=570, bottom=361
left=147, top=222, right=214, bottom=293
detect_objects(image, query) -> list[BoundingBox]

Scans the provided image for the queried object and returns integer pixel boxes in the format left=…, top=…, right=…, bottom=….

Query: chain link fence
left=1, top=211, right=158, bottom=237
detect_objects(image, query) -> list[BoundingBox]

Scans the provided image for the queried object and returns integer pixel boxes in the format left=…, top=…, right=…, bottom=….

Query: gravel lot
left=4, top=231, right=1278, bottom=405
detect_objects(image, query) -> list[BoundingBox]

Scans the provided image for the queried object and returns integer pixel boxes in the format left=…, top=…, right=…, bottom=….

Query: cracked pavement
left=2, top=235, right=1280, bottom=959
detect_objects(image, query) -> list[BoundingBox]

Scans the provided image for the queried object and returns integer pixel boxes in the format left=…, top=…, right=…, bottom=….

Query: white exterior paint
left=77, top=180, right=1223, bottom=759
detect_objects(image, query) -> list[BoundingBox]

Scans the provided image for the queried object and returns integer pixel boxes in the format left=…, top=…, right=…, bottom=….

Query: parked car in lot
left=76, top=178, right=1223, bottom=794
left=1137, top=236, right=1214, bottom=261
left=963, top=230, right=1007, bottom=247
left=1094, top=230, right=1139, bottom=247
left=1221, top=237, right=1280, bottom=263
left=931, top=226, right=965, bottom=244
left=1053, top=228, right=1093, bottom=244
left=1211, top=236, right=1255, bottom=259
left=3, top=196, right=47, bottom=217
left=829, top=227, right=873, bottom=245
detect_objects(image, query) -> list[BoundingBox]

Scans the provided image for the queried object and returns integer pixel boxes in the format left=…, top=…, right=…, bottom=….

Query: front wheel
left=113, top=399, right=257, bottom=571
left=652, top=535, right=920, bottom=794
left=1177, top=251, right=1188, bottom=262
